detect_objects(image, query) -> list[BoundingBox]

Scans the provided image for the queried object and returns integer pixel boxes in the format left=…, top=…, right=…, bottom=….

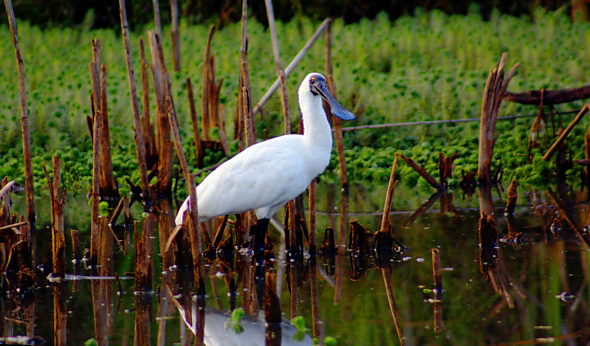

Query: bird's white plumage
left=175, top=72, right=353, bottom=225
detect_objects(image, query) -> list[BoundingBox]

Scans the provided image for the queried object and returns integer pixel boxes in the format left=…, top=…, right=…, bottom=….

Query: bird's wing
left=196, top=136, right=310, bottom=220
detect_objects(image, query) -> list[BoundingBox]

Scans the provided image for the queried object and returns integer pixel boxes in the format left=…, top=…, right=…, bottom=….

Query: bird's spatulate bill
left=313, top=81, right=355, bottom=121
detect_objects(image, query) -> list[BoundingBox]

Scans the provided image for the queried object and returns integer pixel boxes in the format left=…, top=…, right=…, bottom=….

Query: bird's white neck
left=299, top=91, right=333, bottom=150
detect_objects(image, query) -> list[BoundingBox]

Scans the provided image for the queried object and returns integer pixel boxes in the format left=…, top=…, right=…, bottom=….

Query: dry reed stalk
left=219, top=105, right=230, bottom=156
left=505, top=85, right=590, bottom=105
left=380, top=154, right=399, bottom=234
left=325, top=20, right=349, bottom=191
left=585, top=133, right=590, bottom=189
left=165, top=96, right=207, bottom=345
left=400, top=154, right=445, bottom=191
left=139, top=38, right=157, bottom=169
left=170, top=0, right=180, bottom=71
left=0, top=180, right=16, bottom=199
left=543, top=104, right=589, bottom=161
left=149, top=32, right=175, bottom=194
left=186, top=77, right=204, bottom=167
left=431, top=248, right=443, bottom=332
left=202, top=25, right=216, bottom=140
left=119, top=0, right=151, bottom=210
left=89, top=42, right=102, bottom=269
left=152, top=0, right=162, bottom=38
left=381, top=267, right=404, bottom=345
left=3, top=0, right=36, bottom=243
left=240, top=42, right=256, bottom=147
left=98, top=64, right=119, bottom=198
left=478, top=53, right=519, bottom=184
left=253, top=18, right=331, bottom=115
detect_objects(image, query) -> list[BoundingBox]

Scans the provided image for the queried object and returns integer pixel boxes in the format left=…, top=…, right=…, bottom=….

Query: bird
left=175, top=72, right=355, bottom=257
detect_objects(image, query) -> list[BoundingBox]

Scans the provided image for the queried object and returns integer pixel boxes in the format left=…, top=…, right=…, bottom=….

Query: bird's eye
left=310, top=77, right=316, bottom=84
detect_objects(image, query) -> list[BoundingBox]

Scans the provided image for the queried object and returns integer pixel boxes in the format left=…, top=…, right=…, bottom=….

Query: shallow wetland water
left=2, top=181, right=590, bottom=345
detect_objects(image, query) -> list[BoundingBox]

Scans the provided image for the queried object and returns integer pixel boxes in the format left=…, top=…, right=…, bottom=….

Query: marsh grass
left=1, top=8, right=590, bottom=192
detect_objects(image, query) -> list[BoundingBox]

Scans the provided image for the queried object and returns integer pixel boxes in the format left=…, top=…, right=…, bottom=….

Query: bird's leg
left=253, top=218, right=270, bottom=265
left=253, top=218, right=269, bottom=307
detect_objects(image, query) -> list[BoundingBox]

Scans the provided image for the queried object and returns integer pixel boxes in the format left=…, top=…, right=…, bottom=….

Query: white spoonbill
left=175, top=72, right=355, bottom=254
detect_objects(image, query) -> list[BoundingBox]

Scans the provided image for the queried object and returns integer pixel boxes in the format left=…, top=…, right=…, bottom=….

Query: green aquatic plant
left=224, top=307, right=245, bottom=334
left=291, top=316, right=310, bottom=342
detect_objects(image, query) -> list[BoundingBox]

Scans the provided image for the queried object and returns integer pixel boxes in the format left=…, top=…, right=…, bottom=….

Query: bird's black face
left=309, top=75, right=355, bottom=121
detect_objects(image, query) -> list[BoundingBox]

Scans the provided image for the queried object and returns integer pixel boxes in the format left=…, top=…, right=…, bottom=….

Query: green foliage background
left=1, top=8, right=589, bottom=195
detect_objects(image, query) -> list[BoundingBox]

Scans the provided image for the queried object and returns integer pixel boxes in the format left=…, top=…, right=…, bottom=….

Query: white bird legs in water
left=175, top=72, right=355, bottom=260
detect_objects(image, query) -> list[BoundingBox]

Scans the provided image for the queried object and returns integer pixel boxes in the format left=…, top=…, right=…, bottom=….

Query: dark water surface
left=2, top=182, right=590, bottom=345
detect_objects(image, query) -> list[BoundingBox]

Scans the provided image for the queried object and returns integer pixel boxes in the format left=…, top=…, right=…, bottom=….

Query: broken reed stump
left=380, top=154, right=399, bottom=234
left=399, top=154, right=445, bottom=191
left=202, top=25, right=216, bottom=141
left=4, top=0, right=36, bottom=243
left=505, top=180, right=518, bottom=215
left=119, top=0, right=151, bottom=210
left=478, top=53, right=519, bottom=185
left=88, top=40, right=119, bottom=200
left=43, top=157, right=66, bottom=278
left=438, top=152, right=457, bottom=188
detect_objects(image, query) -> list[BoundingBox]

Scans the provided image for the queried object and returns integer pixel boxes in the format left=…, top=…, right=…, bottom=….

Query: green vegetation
left=225, top=307, right=245, bottom=334
left=1, top=8, right=589, bottom=195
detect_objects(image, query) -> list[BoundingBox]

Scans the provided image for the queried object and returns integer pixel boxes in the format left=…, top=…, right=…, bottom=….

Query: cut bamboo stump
left=478, top=53, right=519, bottom=184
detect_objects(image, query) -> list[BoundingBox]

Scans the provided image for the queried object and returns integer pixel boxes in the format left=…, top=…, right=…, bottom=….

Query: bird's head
left=299, top=73, right=356, bottom=121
